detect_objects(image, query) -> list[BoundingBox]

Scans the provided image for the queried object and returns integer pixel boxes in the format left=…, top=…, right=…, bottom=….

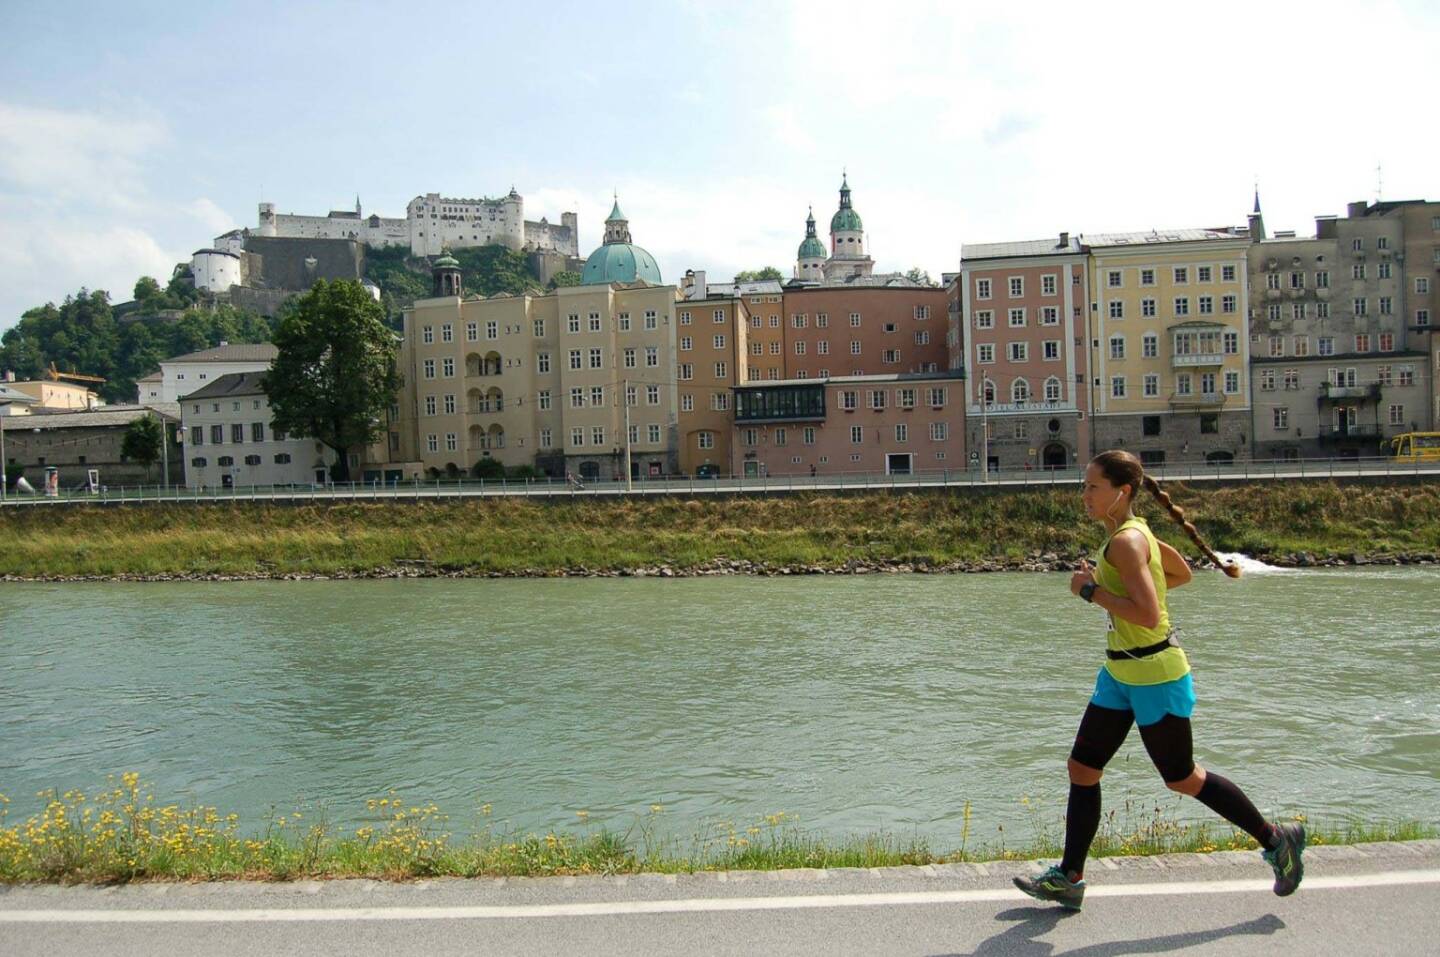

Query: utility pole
left=0, top=408, right=7, bottom=502
left=160, top=414, right=169, bottom=495
left=623, top=379, right=633, bottom=492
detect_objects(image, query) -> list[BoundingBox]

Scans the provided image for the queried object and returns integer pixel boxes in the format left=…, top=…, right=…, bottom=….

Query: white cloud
left=0, top=102, right=167, bottom=212
left=185, top=197, right=236, bottom=236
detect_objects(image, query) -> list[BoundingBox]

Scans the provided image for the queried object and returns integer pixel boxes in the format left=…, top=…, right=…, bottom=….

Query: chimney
left=1058, top=231, right=1070, bottom=249
left=1347, top=201, right=1369, bottom=218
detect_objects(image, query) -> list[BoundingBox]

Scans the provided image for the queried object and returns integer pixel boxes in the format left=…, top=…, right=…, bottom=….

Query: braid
left=1141, top=475, right=1241, bottom=578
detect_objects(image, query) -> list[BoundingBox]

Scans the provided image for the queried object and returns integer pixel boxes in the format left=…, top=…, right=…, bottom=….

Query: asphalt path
left=3, top=840, right=1437, bottom=956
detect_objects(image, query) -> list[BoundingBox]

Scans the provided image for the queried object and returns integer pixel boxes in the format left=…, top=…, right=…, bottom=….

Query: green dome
left=580, top=243, right=662, bottom=285
left=830, top=207, right=863, bottom=233
left=433, top=253, right=459, bottom=268
left=798, top=235, right=826, bottom=259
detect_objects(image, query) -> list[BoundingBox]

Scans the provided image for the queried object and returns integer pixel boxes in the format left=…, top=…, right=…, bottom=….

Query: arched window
left=1012, top=379, right=1030, bottom=403
left=982, top=379, right=996, bottom=404
left=1044, top=376, right=1062, bottom=402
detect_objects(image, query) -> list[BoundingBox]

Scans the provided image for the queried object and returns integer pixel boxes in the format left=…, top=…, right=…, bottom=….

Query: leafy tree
left=904, top=267, right=934, bottom=286
left=133, top=276, right=163, bottom=304
left=472, top=457, right=505, bottom=479
left=549, top=270, right=581, bottom=289
left=121, top=414, right=163, bottom=479
left=264, top=279, right=400, bottom=483
left=734, top=267, right=783, bottom=282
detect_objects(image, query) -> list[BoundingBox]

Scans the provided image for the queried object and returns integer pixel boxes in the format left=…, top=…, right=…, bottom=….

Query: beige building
left=400, top=203, right=681, bottom=481
left=675, top=275, right=752, bottom=475
left=8, top=378, right=102, bottom=411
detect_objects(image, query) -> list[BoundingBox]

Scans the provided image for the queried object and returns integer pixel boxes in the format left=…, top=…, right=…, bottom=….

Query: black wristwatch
left=1079, top=582, right=1098, bottom=603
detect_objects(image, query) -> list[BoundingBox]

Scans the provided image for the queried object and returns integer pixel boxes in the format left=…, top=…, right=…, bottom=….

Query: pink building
left=730, top=372, right=966, bottom=477
left=959, top=234, right=1091, bottom=470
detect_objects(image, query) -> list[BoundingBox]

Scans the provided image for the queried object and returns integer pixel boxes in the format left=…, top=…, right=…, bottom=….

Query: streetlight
left=0, top=403, right=8, bottom=502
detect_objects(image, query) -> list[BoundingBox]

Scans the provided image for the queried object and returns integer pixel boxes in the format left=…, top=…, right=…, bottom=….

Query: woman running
left=1014, top=450, right=1305, bottom=911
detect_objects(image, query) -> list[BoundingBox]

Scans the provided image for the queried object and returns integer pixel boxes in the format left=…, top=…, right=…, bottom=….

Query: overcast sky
left=2, top=0, right=1437, bottom=332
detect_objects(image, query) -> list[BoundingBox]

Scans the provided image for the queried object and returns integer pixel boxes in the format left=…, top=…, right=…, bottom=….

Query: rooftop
left=735, top=369, right=966, bottom=390
left=164, top=343, right=278, bottom=364
left=1082, top=227, right=1248, bottom=247
left=3, top=404, right=179, bottom=431
left=962, top=236, right=1084, bottom=260
left=180, top=372, right=269, bottom=401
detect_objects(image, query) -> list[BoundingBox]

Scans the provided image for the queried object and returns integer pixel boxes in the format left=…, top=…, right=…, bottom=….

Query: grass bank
left=3, top=481, right=1440, bottom=579
left=1, top=775, right=1431, bottom=884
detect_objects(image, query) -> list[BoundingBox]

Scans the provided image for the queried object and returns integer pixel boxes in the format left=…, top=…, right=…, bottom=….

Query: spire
left=603, top=194, right=632, bottom=245
left=805, top=205, right=817, bottom=235
left=1253, top=186, right=1261, bottom=214
left=355, top=194, right=361, bottom=215
left=839, top=172, right=852, bottom=209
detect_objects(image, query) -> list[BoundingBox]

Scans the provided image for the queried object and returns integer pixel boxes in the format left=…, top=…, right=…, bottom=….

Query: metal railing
left=3, top=456, right=1438, bottom=507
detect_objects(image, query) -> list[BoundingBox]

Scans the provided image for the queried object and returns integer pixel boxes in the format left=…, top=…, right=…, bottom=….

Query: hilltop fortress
left=250, top=190, right=579, bottom=258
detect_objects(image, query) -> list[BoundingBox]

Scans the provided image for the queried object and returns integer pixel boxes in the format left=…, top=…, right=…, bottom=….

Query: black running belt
left=1106, top=634, right=1180, bottom=660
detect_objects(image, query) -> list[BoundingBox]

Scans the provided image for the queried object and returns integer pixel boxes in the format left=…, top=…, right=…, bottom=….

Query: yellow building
left=1086, top=229, right=1252, bottom=465
left=400, top=203, right=681, bottom=481
left=674, top=274, right=757, bottom=475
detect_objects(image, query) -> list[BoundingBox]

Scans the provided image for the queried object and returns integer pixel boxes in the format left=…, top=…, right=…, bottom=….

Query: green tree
left=734, top=267, right=783, bottom=282
left=121, top=414, right=163, bottom=480
left=549, top=270, right=582, bottom=289
left=133, top=276, right=163, bottom=304
left=264, top=279, right=400, bottom=483
left=904, top=267, right=934, bottom=286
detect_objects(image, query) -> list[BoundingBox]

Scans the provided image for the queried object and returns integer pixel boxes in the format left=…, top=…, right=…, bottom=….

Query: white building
left=190, top=248, right=243, bottom=293
left=181, top=372, right=335, bottom=488
left=254, top=190, right=579, bottom=258
left=159, top=343, right=278, bottom=403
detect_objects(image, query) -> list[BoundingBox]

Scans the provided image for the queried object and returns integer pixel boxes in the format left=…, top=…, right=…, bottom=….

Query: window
left=1011, top=379, right=1030, bottom=403
left=915, top=330, right=930, bottom=345
left=1352, top=238, right=1363, bottom=251
left=646, top=385, right=659, bottom=405
left=816, top=313, right=828, bottom=327
left=423, top=325, right=434, bottom=344
left=818, top=340, right=830, bottom=355
left=466, top=322, right=478, bottom=342
left=1260, top=369, right=1276, bottom=391
left=1269, top=336, right=1284, bottom=358
left=569, top=349, right=582, bottom=370
left=1224, top=370, right=1240, bottom=394
left=1293, top=335, right=1309, bottom=357
left=1390, top=404, right=1405, bottom=426
left=697, top=431, right=713, bottom=451
left=712, top=360, right=725, bottom=378
left=1042, top=275, right=1057, bottom=295
left=770, top=315, right=780, bottom=327
left=1316, top=301, right=1330, bottom=318
left=1379, top=263, right=1392, bottom=280
left=1399, top=365, right=1415, bottom=386
left=1111, top=376, right=1126, bottom=399
left=840, top=390, right=858, bottom=411
left=1043, top=340, right=1060, bottom=360
left=231, top=423, right=244, bottom=444
left=1355, top=334, right=1370, bottom=353
left=591, top=426, right=605, bottom=446
left=1273, top=407, right=1288, bottom=430
left=914, top=305, right=930, bottom=320
left=1223, top=331, right=1239, bottom=354
left=1316, top=270, right=1330, bottom=288
left=850, top=340, right=862, bottom=356
left=190, top=427, right=204, bottom=446
left=647, top=347, right=658, bottom=367
left=571, top=427, right=584, bottom=447
left=1380, top=333, right=1394, bottom=352
left=442, top=357, right=455, bottom=377
left=1013, top=419, right=1029, bottom=440
left=1142, top=415, right=1162, bottom=436
left=591, top=385, right=604, bottom=406
left=1009, top=308, right=1027, bottom=326
left=1221, top=265, right=1236, bottom=282
left=426, top=434, right=438, bottom=453
left=1267, top=273, right=1282, bottom=290
left=617, top=313, right=631, bottom=331
left=274, top=453, right=291, bottom=464
left=1108, top=301, right=1124, bottom=319
left=1107, top=270, right=1122, bottom=288
left=1198, top=266, right=1212, bottom=283
left=1268, top=304, right=1282, bottom=321
left=883, top=349, right=901, bottom=364
left=1380, top=296, right=1393, bottom=315
left=1008, top=342, right=1028, bottom=362
left=930, top=421, right=948, bottom=441
left=1221, top=294, right=1237, bottom=314
left=567, top=314, right=580, bottom=334
left=849, top=312, right=862, bottom=327
left=539, top=428, right=552, bottom=449
left=423, top=359, right=436, bottom=379
left=244, top=453, right=262, bottom=467
left=445, top=433, right=458, bottom=452
left=803, top=427, right=816, bottom=445
left=1200, top=412, right=1219, bottom=435
left=191, top=456, right=207, bottom=468
left=898, top=388, right=916, bottom=409
left=533, top=318, right=545, bottom=337
left=927, top=387, right=947, bottom=407
left=679, top=310, right=692, bottom=325
left=624, top=347, right=636, bottom=368
left=975, top=310, right=994, bottom=329
left=1141, top=298, right=1156, bottom=317
left=1379, top=236, right=1390, bottom=251
left=681, top=393, right=694, bottom=411
left=1041, top=306, right=1059, bottom=325
left=1417, top=277, right=1431, bottom=295
left=1354, top=298, right=1369, bottom=317
left=1143, top=373, right=1159, bottom=397
left=679, top=363, right=693, bottom=381
left=537, top=352, right=551, bottom=374
left=1109, top=336, right=1125, bottom=359
left=1177, top=373, right=1193, bottom=395
left=1173, top=297, right=1190, bottom=316
left=1142, top=333, right=1158, bottom=358
left=589, top=347, right=603, bottom=369
left=588, top=312, right=602, bottom=332
left=569, top=387, right=584, bottom=409
left=1418, top=309, right=1432, bottom=327
left=538, top=390, right=551, bottom=411
left=850, top=425, right=863, bottom=444
left=712, top=334, right=726, bottom=350
left=1198, top=295, right=1214, bottom=315
left=681, top=336, right=692, bottom=351
left=1173, top=267, right=1188, bottom=284
left=1292, top=303, right=1306, bottom=320
left=217, top=455, right=233, bottom=467
left=1140, top=269, right=1155, bottom=286
left=1045, top=376, right=1062, bottom=401
left=894, top=423, right=907, bottom=443
left=1009, top=277, right=1025, bottom=297
left=869, top=389, right=887, bottom=411
left=1352, top=264, right=1366, bottom=280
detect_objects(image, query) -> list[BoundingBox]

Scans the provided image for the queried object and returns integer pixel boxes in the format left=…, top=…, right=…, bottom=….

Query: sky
left=1, top=0, right=1437, bottom=333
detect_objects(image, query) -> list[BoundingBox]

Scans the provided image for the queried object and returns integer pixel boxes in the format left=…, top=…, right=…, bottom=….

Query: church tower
left=794, top=206, right=827, bottom=281
left=824, top=173, right=874, bottom=281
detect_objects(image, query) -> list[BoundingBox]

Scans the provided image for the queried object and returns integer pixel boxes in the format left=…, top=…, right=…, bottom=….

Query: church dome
left=580, top=243, right=662, bottom=285
left=830, top=174, right=863, bottom=233
left=798, top=234, right=827, bottom=259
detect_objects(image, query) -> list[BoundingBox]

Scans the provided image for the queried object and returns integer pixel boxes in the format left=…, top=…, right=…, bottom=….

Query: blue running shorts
left=1090, top=667, right=1195, bottom=727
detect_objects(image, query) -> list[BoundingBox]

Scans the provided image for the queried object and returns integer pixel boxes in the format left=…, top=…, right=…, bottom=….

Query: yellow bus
left=1386, top=432, right=1440, bottom=461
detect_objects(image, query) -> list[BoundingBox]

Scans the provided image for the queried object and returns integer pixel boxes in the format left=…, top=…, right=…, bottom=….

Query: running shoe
left=1013, top=865, right=1086, bottom=911
left=1262, top=822, right=1306, bottom=896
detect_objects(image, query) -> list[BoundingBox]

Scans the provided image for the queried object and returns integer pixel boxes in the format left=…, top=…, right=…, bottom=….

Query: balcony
left=1316, top=424, right=1382, bottom=445
left=1317, top=382, right=1380, bottom=402
left=1171, top=353, right=1226, bottom=368
left=1168, top=392, right=1226, bottom=408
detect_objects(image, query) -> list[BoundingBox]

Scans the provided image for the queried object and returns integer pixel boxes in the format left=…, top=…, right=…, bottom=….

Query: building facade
left=675, top=277, right=755, bottom=475
left=159, top=343, right=279, bottom=404
left=256, top=190, right=578, bottom=258
left=2, top=406, right=182, bottom=489
left=732, top=372, right=967, bottom=477
left=1086, top=229, right=1252, bottom=466
left=181, top=373, right=337, bottom=488
left=959, top=234, right=1091, bottom=470
left=780, top=287, right=949, bottom=380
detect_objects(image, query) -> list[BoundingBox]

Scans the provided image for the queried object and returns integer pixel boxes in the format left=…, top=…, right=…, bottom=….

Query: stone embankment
left=4, top=550, right=1435, bottom=584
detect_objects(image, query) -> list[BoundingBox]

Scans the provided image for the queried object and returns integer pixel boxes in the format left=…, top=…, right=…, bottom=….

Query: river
left=3, top=568, right=1437, bottom=847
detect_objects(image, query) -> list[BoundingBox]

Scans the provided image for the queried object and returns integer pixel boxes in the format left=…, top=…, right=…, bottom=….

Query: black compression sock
left=1060, top=782, right=1101, bottom=878
left=1195, top=772, right=1274, bottom=847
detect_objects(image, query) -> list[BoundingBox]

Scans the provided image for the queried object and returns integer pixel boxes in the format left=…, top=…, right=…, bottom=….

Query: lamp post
left=0, top=405, right=8, bottom=502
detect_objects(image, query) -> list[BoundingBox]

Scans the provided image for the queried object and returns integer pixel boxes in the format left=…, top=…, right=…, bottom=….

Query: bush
left=472, top=458, right=505, bottom=479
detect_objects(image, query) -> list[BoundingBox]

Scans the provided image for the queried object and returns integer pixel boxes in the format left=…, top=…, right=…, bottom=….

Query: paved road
left=3, top=841, right=1437, bottom=955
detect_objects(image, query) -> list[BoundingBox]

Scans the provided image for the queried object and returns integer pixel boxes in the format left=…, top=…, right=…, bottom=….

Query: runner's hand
left=1070, top=559, right=1095, bottom=596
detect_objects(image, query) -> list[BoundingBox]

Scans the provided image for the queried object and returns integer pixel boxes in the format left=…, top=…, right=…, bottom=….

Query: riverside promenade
left=3, top=458, right=1438, bottom=508
left=3, top=841, right=1437, bottom=955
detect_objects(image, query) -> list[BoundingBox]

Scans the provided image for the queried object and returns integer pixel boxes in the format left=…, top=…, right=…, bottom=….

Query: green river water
left=3, top=566, right=1437, bottom=847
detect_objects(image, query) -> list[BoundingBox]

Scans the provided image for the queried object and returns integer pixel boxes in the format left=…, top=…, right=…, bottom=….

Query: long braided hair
left=1091, top=450, right=1242, bottom=579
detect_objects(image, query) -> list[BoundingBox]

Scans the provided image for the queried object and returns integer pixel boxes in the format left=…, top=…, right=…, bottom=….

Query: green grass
left=1, top=775, right=1432, bottom=884
left=3, top=481, right=1440, bottom=579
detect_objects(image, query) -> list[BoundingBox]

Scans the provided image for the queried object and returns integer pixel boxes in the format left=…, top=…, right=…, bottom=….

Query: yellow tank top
left=1094, top=516, right=1190, bottom=686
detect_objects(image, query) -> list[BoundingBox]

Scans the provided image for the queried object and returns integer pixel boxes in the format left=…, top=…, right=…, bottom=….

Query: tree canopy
left=734, top=267, right=784, bottom=282
left=904, top=267, right=935, bottom=286
left=264, top=280, right=400, bottom=483
left=121, top=414, right=163, bottom=478
left=549, top=270, right=582, bottom=289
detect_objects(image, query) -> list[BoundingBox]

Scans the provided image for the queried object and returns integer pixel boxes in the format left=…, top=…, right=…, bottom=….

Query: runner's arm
left=1086, top=531, right=1162, bottom=629
left=1157, top=539, right=1193, bottom=589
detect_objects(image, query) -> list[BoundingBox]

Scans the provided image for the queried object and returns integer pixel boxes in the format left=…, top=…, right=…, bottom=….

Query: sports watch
left=1079, top=581, right=1099, bottom=603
